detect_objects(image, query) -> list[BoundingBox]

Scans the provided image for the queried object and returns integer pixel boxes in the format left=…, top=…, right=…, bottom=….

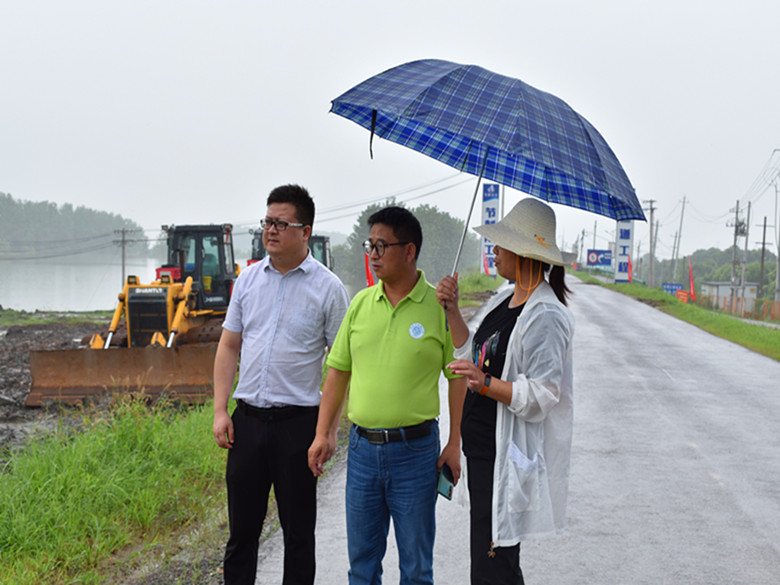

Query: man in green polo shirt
left=308, top=206, right=466, bottom=585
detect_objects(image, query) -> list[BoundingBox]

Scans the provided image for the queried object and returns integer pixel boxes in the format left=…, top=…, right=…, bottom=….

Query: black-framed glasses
left=363, top=239, right=410, bottom=257
left=260, top=218, right=305, bottom=232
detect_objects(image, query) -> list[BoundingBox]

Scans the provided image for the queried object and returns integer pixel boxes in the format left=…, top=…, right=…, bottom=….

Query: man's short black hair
left=267, top=184, right=315, bottom=227
left=367, top=206, right=422, bottom=260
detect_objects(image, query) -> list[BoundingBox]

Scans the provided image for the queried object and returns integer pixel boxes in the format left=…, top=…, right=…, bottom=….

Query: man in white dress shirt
left=213, top=184, right=349, bottom=585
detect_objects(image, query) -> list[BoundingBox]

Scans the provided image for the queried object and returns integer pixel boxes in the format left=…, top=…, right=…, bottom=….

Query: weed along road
left=252, top=278, right=780, bottom=584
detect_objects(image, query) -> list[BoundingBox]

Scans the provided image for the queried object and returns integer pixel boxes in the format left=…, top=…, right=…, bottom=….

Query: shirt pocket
left=287, top=306, right=321, bottom=341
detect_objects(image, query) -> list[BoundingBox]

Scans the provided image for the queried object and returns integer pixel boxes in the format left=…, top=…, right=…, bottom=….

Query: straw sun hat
left=474, top=197, right=570, bottom=266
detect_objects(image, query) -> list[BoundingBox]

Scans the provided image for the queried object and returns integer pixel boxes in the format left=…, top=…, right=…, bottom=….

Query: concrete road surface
left=254, top=278, right=780, bottom=584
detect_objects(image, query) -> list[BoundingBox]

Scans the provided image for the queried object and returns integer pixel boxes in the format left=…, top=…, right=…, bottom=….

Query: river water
left=1, top=258, right=170, bottom=312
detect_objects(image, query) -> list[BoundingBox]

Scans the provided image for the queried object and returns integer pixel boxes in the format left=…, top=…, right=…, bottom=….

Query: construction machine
left=26, top=224, right=239, bottom=407
left=248, top=231, right=334, bottom=270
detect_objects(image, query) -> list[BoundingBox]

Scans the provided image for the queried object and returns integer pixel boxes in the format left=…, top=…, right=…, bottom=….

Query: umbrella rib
left=452, top=148, right=490, bottom=275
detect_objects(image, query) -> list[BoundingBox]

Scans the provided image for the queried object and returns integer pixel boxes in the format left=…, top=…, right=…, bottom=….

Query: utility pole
left=580, top=229, right=585, bottom=266
left=644, top=200, right=656, bottom=288
left=729, top=201, right=740, bottom=314
left=653, top=219, right=660, bottom=284
left=119, top=229, right=127, bottom=286
left=636, top=241, right=642, bottom=281
left=758, top=216, right=767, bottom=299
left=593, top=221, right=597, bottom=251
left=114, top=228, right=142, bottom=287
left=672, top=195, right=686, bottom=283
left=740, top=202, right=751, bottom=307
left=671, top=231, right=679, bottom=281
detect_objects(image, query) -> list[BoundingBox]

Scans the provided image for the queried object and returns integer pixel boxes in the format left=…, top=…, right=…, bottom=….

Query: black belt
left=237, top=399, right=318, bottom=421
left=354, top=419, right=434, bottom=444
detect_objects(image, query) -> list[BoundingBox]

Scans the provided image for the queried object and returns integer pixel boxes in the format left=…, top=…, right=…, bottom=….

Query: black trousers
left=224, top=403, right=319, bottom=585
left=467, top=456, right=525, bottom=585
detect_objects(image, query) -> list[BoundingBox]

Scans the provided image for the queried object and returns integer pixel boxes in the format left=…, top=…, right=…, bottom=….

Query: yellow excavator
left=26, top=224, right=239, bottom=406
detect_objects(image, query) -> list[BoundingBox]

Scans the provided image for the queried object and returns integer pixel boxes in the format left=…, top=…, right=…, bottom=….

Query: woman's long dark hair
left=542, top=263, right=572, bottom=306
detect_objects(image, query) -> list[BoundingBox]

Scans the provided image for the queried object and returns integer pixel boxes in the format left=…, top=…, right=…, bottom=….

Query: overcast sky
left=2, top=0, right=780, bottom=261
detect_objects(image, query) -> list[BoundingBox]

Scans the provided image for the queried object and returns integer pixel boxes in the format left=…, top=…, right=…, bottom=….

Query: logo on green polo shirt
left=409, top=322, right=425, bottom=339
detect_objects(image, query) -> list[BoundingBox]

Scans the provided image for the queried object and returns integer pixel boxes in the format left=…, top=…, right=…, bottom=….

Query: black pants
left=467, top=456, right=525, bottom=585
left=224, top=403, right=319, bottom=585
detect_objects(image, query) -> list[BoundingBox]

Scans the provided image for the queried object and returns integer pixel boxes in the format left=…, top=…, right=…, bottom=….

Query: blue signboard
left=662, top=283, right=683, bottom=295
left=615, top=221, right=633, bottom=283
left=586, top=249, right=612, bottom=266
left=481, top=183, right=500, bottom=276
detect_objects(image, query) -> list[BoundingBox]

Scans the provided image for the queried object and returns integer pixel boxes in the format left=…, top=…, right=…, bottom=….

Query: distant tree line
left=6, top=190, right=774, bottom=299
left=634, top=246, right=778, bottom=300
left=0, top=192, right=150, bottom=262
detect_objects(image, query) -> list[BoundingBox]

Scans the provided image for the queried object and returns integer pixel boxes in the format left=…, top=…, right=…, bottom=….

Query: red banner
left=688, top=258, right=696, bottom=301
left=364, top=253, right=375, bottom=287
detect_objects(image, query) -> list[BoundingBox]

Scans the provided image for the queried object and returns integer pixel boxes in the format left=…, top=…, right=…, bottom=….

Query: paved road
left=255, top=279, right=780, bottom=584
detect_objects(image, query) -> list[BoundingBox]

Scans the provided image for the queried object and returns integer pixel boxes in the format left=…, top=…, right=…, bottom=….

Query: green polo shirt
left=327, top=270, right=458, bottom=429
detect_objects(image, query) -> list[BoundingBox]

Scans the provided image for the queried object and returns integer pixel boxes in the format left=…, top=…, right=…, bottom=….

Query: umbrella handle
left=451, top=151, right=488, bottom=275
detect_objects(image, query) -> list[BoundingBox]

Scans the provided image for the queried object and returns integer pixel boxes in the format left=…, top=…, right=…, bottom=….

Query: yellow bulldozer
left=26, top=224, right=239, bottom=406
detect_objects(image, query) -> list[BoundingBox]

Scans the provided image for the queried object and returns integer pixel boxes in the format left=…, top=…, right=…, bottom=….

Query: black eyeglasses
left=260, top=218, right=305, bottom=232
left=363, top=239, right=410, bottom=257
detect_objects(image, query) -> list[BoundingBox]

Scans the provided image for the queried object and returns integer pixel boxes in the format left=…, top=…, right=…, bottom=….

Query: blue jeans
left=346, top=421, right=440, bottom=585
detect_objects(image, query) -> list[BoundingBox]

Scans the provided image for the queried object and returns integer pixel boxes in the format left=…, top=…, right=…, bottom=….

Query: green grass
left=571, top=271, right=780, bottom=362
left=457, top=271, right=502, bottom=306
left=0, top=388, right=351, bottom=585
left=0, top=396, right=226, bottom=585
left=0, top=309, right=112, bottom=327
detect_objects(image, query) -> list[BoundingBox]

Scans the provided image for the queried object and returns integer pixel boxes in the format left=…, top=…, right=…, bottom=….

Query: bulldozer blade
left=26, top=344, right=218, bottom=407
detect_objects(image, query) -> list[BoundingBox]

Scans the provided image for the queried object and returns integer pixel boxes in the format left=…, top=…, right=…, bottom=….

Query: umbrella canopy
left=331, top=59, right=645, bottom=222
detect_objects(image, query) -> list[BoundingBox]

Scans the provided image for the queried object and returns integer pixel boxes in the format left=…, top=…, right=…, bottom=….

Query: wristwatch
left=480, top=374, right=492, bottom=396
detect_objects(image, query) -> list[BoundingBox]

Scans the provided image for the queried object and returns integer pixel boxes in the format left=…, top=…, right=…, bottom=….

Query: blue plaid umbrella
left=331, top=59, right=645, bottom=270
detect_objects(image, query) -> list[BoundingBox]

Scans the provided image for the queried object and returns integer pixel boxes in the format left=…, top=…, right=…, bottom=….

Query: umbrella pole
left=451, top=156, right=488, bottom=276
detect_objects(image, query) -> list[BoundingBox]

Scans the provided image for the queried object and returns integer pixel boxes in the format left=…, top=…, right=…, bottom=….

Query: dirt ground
left=0, top=319, right=100, bottom=444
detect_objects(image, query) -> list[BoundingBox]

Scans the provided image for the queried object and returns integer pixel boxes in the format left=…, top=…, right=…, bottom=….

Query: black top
left=461, top=294, right=524, bottom=459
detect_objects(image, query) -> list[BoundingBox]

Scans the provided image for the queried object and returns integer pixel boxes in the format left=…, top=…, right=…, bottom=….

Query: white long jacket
left=455, top=280, right=575, bottom=544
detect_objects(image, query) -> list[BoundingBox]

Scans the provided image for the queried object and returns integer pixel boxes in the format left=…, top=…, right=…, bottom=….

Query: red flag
left=483, top=248, right=490, bottom=275
left=627, top=254, right=633, bottom=282
left=364, top=253, right=375, bottom=287
left=688, top=258, right=696, bottom=301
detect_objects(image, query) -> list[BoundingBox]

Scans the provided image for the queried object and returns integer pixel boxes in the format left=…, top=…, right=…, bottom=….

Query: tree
left=332, top=201, right=389, bottom=295
left=0, top=192, right=149, bottom=261
left=413, top=203, right=480, bottom=282
left=331, top=200, right=481, bottom=296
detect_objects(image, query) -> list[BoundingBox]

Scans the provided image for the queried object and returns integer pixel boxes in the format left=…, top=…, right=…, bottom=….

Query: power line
left=138, top=174, right=474, bottom=235
left=0, top=230, right=149, bottom=261
left=316, top=175, right=474, bottom=223
left=686, top=202, right=731, bottom=224
left=660, top=200, right=681, bottom=223
left=740, top=151, right=780, bottom=206
left=317, top=173, right=465, bottom=217
left=0, top=241, right=117, bottom=261
left=2, top=232, right=116, bottom=246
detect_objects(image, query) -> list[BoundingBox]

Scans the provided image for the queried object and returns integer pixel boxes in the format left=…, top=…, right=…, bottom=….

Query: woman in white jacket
left=437, top=198, right=575, bottom=585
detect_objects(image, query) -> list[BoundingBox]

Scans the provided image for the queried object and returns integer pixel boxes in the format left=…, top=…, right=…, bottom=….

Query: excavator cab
left=160, top=224, right=237, bottom=311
